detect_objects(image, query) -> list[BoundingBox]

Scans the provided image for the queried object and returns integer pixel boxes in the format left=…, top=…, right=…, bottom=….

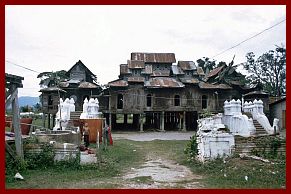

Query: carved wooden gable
left=70, top=64, right=86, bottom=81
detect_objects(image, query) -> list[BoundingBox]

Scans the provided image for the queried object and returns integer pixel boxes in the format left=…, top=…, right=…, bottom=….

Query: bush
left=184, top=135, right=199, bottom=161
left=25, top=143, right=55, bottom=169
left=251, top=136, right=285, bottom=159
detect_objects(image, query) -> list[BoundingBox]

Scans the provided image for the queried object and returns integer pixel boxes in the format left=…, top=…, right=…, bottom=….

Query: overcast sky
left=5, top=5, right=286, bottom=97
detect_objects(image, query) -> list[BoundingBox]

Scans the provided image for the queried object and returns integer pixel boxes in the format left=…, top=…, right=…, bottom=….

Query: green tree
left=33, top=103, right=42, bottom=112
left=196, top=57, right=227, bottom=74
left=37, top=70, right=68, bottom=88
left=244, top=46, right=286, bottom=97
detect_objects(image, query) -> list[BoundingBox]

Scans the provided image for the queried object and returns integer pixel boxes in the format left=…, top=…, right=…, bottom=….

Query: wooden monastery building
left=100, top=52, right=264, bottom=132
left=40, top=60, right=102, bottom=128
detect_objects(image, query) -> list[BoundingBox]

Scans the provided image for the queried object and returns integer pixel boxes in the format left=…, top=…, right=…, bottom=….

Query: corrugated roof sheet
left=128, top=76, right=145, bottom=82
left=145, top=77, right=184, bottom=88
left=78, top=82, right=99, bottom=88
left=39, top=87, right=67, bottom=93
left=197, top=67, right=205, bottom=75
left=59, top=82, right=69, bottom=88
left=206, top=65, right=225, bottom=78
left=131, top=52, right=176, bottom=63
left=127, top=60, right=145, bottom=69
left=179, top=78, right=199, bottom=84
left=198, top=82, right=232, bottom=89
left=243, top=91, right=269, bottom=96
left=68, top=79, right=81, bottom=84
left=108, top=80, right=128, bottom=87
left=120, top=64, right=130, bottom=74
left=229, top=80, right=244, bottom=86
left=151, top=70, right=170, bottom=77
left=177, top=61, right=196, bottom=71
left=171, top=65, right=185, bottom=75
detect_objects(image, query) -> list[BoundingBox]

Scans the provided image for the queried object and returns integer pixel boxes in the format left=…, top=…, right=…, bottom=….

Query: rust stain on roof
left=108, top=80, right=128, bottom=87
left=145, top=77, right=184, bottom=88
left=177, top=61, right=196, bottom=71
left=171, top=65, right=185, bottom=75
left=78, top=82, right=99, bottom=88
left=197, top=67, right=205, bottom=75
left=127, top=60, right=145, bottom=69
left=198, top=82, right=232, bottom=89
left=151, top=70, right=170, bottom=77
left=128, top=76, right=145, bottom=82
left=131, top=52, right=176, bottom=63
left=179, top=78, right=199, bottom=84
left=206, top=65, right=225, bottom=78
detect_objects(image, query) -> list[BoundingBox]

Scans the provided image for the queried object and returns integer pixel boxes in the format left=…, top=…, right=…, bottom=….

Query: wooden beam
left=12, top=87, right=23, bottom=158
left=5, top=142, right=16, bottom=160
left=5, top=88, right=17, bottom=109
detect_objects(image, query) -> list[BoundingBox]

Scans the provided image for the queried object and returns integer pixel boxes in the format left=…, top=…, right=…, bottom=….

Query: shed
left=269, top=97, right=286, bottom=130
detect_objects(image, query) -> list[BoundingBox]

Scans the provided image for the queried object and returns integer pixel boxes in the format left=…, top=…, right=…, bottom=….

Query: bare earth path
left=111, top=131, right=204, bottom=189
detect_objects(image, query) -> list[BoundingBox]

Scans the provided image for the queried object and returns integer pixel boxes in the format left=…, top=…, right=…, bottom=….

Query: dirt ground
left=112, top=131, right=196, bottom=141
left=111, top=131, right=204, bottom=189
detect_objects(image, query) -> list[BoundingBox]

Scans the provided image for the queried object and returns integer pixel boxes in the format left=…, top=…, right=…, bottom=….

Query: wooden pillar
left=109, top=113, right=112, bottom=130
left=179, top=112, right=182, bottom=130
left=42, top=113, right=46, bottom=128
left=12, top=88, right=23, bottom=158
left=48, top=113, right=51, bottom=129
left=133, top=114, right=139, bottom=128
left=140, top=113, right=144, bottom=132
left=52, top=114, right=56, bottom=128
left=182, top=111, right=187, bottom=132
left=160, top=111, right=165, bottom=131
left=124, top=114, right=128, bottom=124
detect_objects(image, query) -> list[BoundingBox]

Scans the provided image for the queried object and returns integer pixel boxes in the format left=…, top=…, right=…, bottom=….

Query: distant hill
left=18, top=96, right=40, bottom=107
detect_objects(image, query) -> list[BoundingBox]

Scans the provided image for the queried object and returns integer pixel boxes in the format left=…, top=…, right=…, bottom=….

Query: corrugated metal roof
left=128, top=76, right=145, bottom=82
left=141, top=65, right=153, bottom=74
left=179, top=78, right=199, bottom=84
left=59, top=82, right=69, bottom=88
left=78, top=82, right=99, bottom=88
left=229, top=80, right=244, bottom=86
left=206, top=65, right=225, bottom=78
left=39, top=87, right=67, bottom=93
left=120, top=64, right=130, bottom=74
left=108, top=79, right=128, bottom=87
left=171, top=65, right=185, bottom=75
left=131, top=52, right=176, bottom=63
left=151, top=70, right=170, bottom=77
left=198, top=82, right=232, bottom=89
left=243, top=91, right=269, bottom=96
left=127, top=60, right=145, bottom=69
left=68, top=79, right=81, bottom=84
left=197, top=67, right=205, bottom=75
left=177, top=61, right=196, bottom=71
left=145, top=77, right=184, bottom=88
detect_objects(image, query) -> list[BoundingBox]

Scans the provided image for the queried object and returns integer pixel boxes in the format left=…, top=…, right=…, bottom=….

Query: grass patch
left=6, top=138, right=286, bottom=189
left=5, top=139, right=144, bottom=189
left=183, top=156, right=286, bottom=189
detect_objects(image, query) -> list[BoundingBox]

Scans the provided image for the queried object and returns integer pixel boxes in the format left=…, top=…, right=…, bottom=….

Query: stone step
left=70, top=111, right=82, bottom=120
